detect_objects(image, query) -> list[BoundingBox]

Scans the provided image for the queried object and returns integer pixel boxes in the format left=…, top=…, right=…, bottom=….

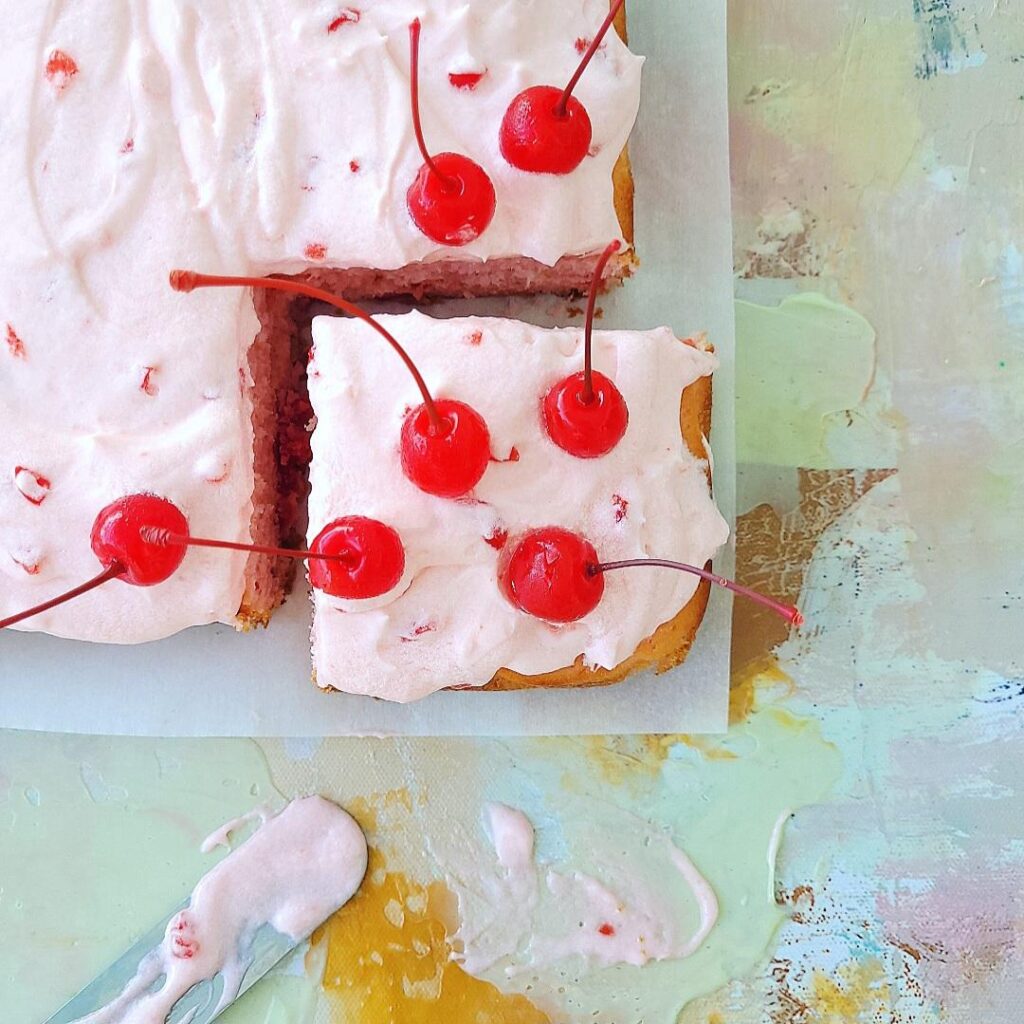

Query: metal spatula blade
left=44, top=901, right=302, bottom=1024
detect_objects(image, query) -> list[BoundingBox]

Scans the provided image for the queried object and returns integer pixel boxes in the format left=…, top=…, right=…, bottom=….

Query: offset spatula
left=45, top=901, right=303, bottom=1024
left=43, top=796, right=368, bottom=1024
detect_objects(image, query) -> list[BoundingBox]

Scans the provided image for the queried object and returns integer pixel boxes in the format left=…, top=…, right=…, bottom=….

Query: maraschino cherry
left=170, top=271, right=492, bottom=499
left=543, top=239, right=628, bottom=458
left=308, top=517, right=405, bottom=599
left=0, top=494, right=405, bottom=629
left=406, top=18, right=496, bottom=246
left=500, top=0, right=625, bottom=174
left=501, top=527, right=804, bottom=626
left=499, top=527, right=604, bottom=624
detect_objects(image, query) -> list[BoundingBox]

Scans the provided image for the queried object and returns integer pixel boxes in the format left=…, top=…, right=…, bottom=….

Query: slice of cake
left=306, top=311, right=729, bottom=702
left=0, top=1, right=642, bottom=643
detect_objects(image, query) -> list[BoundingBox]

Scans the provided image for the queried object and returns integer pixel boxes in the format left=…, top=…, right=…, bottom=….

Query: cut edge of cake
left=233, top=3, right=635, bottom=628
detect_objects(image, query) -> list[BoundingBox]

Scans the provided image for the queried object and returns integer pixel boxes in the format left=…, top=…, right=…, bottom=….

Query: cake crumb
left=13, top=466, right=51, bottom=506
left=45, top=50, right=79, bottom=92
left=484, top=527, right=509, bottom=550
left=449, top=71, right=486, bottom=90
left=612, top=493, right=629, bottom=522
left=327, top=8, right=360, bottom=32
left=304, top=242, right=328, bottom=261
left=400, top=622, right=436, bottom=642
left=140, top=366, right=159, bottom=396
left=5, top=323, right=26, bottom=359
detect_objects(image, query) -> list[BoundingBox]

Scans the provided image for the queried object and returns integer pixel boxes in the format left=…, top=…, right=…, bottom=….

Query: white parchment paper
left=0, top=1, right=735, bottom=736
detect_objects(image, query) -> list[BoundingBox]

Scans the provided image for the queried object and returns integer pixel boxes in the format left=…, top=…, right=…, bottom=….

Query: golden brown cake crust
left=468, top=356, right=715, bottom=693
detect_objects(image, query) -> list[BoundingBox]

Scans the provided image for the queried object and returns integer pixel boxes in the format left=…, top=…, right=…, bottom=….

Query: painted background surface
left=2, top=0, right=1023, bottom=1020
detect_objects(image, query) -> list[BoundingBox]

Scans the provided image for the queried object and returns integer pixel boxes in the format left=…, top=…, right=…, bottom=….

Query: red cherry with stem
left=543, top=240, right=628, bottom=458
left=499, top=0, right=625, bottom=174
left=406, top=19, right=496, bottom=246
left=500, top=527, right=604, bottom=623
left=92, top=493, right=190, bottom=585
left=501, top=527, right=804, bottom=626
left=308, top=517, right=405, bottom=599
left=401, top=399, right=491, bottom=499
left=171, top=270, right=492, bottom=499
left=1, top=494, right=406, bottom=630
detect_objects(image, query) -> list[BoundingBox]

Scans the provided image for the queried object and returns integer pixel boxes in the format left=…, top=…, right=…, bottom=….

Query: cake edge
left=309, top=335, right=718, bottom=696
left=471, top=338, right=715, bottom=692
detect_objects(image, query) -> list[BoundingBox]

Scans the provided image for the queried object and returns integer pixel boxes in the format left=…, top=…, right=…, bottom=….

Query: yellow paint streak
left=729, top=655, right=796, bottom=724
left=808, top=960, right=891, bottom=1022
left=314, top=852, right=549, bottom=1024
left=345, top=788, right=414, bottom=832
left=571, top=734, right=683, bottom=785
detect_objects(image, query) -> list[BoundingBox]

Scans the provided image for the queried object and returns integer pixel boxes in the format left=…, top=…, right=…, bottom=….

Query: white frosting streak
left=308, top=312, right=729, bottom=701
left=0, top=0, right=642, bottom=641
left=452, top=803, right=719, bottom=975
left=71, top=796, right=368, bottom=1024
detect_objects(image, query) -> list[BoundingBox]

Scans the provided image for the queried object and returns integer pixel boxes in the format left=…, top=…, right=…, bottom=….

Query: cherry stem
left=556, top=0, right=626, bottom=117
left=581, top=239, right=622, bottom=404
left=139, top=528, right=357, bottom=567
left=0, top=562, right=124, bottom=630
left=589, top=558, right=804, bottom=626
left=409, top=19, right=456, bottom=190
left=170, top=270, right=444, bottom=431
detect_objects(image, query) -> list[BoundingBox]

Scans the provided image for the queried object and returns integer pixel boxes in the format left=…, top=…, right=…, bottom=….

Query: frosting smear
left=67, top=796, right=368, bottom=1024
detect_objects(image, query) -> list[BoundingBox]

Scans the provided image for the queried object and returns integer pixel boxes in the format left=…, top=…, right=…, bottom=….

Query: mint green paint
left=736, top=294, right=880, bottom=469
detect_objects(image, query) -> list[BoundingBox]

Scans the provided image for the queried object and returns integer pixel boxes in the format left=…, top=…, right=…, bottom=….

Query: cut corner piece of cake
left=305, top=311, right=728, bottom=703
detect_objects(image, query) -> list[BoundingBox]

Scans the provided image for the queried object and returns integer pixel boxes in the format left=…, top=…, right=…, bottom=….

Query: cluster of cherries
left=406, top=0, right=626, bottom=246
left=1, top=249, right=802, bottom=632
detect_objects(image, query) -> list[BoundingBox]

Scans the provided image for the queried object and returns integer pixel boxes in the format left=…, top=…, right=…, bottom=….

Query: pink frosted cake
left=0, top=1, right=643, bottom=643
left=306, top=311, right=729, bottom=702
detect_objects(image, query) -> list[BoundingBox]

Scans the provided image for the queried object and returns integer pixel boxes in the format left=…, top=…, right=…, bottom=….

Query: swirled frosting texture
left=307, top=312, right=728, bottom=702
left=0, top=1, right=642, bottom=641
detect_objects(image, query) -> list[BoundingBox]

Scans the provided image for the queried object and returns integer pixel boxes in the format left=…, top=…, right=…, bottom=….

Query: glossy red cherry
left=500, top=527, right=604, bottom=623
left=172, top=271, right=493, bottom=499
left=407, top=152, right=497, bottom=247
left=308, top=517, right=406, bottom=599
left=544, top=240, right=628, bottom=458
left=401, top=399, right=491, bottom=499
left=499, top=0, right=624, bottom=175
left=91, top=494, right=189, bottom=586
left=2, top=488, right=404, bottom=629
left=407, top=19, right=495, bottom=246
left=500, top=86, right=592, bottom=175
left=499, top=527, right=805, bottom=627
left=543, top=370, right=628, bottom=459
